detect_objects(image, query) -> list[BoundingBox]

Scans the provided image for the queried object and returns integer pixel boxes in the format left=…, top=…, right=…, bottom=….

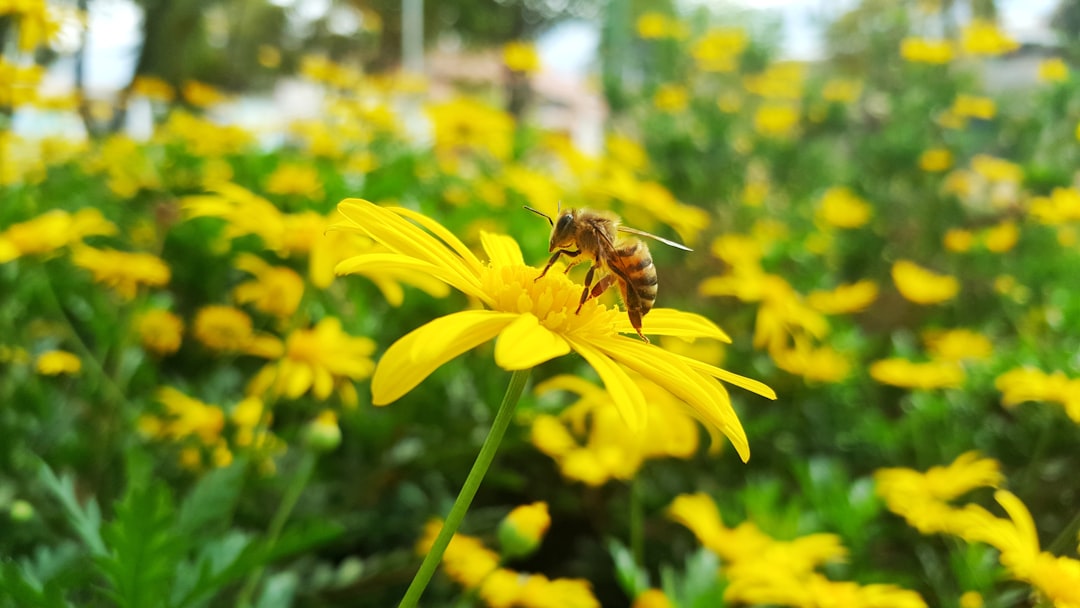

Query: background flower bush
left=2, top=1, right=1080, bottom=606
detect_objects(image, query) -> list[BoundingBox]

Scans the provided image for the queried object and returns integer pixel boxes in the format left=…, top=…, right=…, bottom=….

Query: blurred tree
left=825, top=0, right=914, bottom=82
left=1053, top=0, right=1080, bottom=59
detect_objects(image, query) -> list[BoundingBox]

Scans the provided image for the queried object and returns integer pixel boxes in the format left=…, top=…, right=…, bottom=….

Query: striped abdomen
left=610, top=239, right=657, bottom=326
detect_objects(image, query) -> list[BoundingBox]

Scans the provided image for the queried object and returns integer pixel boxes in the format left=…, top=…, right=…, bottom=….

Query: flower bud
left=9, top=499, right=35, bottom=522
left=498, top=501, right=550, bottom=559
left=304, top=410, right=341, bottom=452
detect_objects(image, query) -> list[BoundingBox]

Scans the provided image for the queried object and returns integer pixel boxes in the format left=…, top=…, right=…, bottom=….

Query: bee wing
left=617, top=226, right=693, bottom=251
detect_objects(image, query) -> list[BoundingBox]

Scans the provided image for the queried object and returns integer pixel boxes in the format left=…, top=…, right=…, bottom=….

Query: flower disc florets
left=481, top=264, right=620, bottom=337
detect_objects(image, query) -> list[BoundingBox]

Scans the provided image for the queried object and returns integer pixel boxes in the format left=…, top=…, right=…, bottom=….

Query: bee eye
left=556, top=214, right=572, bottom=230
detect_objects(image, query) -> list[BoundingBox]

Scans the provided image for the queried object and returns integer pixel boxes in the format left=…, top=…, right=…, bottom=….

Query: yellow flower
left=153, top=387, right=226, bottom=445
left=816, top=187, right=872, bottom=229
left=131, top=75, right=175, bottom=103
left=1038, top=58, right=1068, bottom=83
left=691, top=27, right=748, bottom=72
left=891, top=260, right=958, bottom=305
left=0, top=208, right=116, bottom=264
left=531, top=374, right=709, bottom=484
left=995, top=368, right=1080, bottom=423
left=900, top=37, right=954, bottom=63
left=960, top=591, right=983, bottom=608
left=35, top=350, right=81, bottom=375
left=653, top=84, right=689, bottom=113
left=333, top=199, right=774, bottom=461
left=771, top=342, right=850, bottom=383
left=636, top=12, right=680, bottom=39
left=961, top=19, right=1018, bottom=56
left=192, top=305, right=283, bottom=357
left=971, top=154, right=1022, bottom=183
left=822, top=78, right=862, bottom=103
left=633, top=589, right=673, bottom=608
left=753, top=103, right=799, bottom=138
left=503, top=41, right=541, bottom=73
left=870, top=358, right=965, bottom=389
left=426, top=97, right=515, bottom=161
left=248, top=317, right=374, bottom=407
left=952, top=94, right=996, bottom=120
left=265, top=163, right=324, bottom=200
left=807, top=280, right=878, bottom=315
left=416, top=519, right=502, bottom=588
left=71, top=246, right=171, bottom=300
left=983, top=220, right=1018, bottom=252
left=1029, top=187, right=1080, bottom=224
left=944, top=228, right=974, bottom=252
left=136, top=309, right=184, bottom=355
left=922, top=329, right=992, bottom=362
left=232, top=254, right=305, bottom=319
left=182, top=80, right=228, bottom=107
left=919, top=148, right=953, bottom=172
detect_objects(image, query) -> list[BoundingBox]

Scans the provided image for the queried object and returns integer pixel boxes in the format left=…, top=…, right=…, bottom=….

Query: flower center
left=481, top=264, right=621, bottom=336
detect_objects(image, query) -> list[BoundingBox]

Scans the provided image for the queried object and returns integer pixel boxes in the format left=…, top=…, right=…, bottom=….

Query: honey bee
left=525, top=205, right=692, bottom=343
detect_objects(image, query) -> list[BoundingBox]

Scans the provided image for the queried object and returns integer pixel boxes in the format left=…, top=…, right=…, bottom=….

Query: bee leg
left=574, top=264, right=601, bottom=314
left=576, top=275, right=615, bottom=315
left=536, top=248, right=580, bottom=281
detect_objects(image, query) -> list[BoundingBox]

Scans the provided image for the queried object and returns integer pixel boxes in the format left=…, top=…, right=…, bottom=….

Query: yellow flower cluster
left=876, top=453, right=1080, bottom=607
left=416, top=518, right=600, bottom=608
left=669, top=493, right=927, bottom=607
left=995, top=368, right=1080, bottom=423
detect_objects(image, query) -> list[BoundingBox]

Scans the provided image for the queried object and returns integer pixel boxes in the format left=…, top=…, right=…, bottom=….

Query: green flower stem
left=237, top=451, right=318, bottom=608
left=630, top=476, right=644, bottom=568
left=399, top=367, right=532, bottom=608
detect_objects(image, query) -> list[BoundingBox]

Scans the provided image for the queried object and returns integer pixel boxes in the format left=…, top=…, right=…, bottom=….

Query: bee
left=524, top=205, right=692, bottom=343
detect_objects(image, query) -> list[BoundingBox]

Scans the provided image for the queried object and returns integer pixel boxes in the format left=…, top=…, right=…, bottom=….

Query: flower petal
left=494, top=313, right=571, bottom=370
left=372, top=311, right=517, bottom=405
left=681, top=357, right=777, bottom=400
left=565, top=337, right=646, bottom=431
left=592, top=336, right=750, bottom=462
left=390, top=206, right=484, bottom=271
left=335, top=253, right=487, bottom=302
left=480, top=231, right=525, bottom=267
left=618, top=308, right=732, bottom=342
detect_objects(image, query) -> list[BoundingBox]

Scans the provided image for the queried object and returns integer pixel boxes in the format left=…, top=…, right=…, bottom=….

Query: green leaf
left=0, top=562, right=72, bottom=608
left=97, top=472, right=183, bottom=608
left=607, top=539, right=649, bottom=600
left=36, top=462, right=106, bottom=557
left=176, top=459, right=247, bottom=537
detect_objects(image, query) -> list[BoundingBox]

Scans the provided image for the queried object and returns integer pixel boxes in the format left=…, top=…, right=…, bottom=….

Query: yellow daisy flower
left=891, top=260, right=959, bottom=305
left=332, top=199, right=775, bottom=461
left=135, top=308, right=184, bottom=355
left=71, top=246, right=171, bottom=300
left=35, top=350, right=81, bottom=375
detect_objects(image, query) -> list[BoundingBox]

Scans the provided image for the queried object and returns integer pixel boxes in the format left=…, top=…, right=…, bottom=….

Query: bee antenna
left=523, top=205, right=554, bottom=227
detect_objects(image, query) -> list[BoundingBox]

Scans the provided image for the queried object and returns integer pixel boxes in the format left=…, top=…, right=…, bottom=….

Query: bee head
left=549, top=210, right=577, bottom=252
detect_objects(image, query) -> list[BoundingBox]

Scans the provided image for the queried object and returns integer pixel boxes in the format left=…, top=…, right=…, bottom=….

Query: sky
left=54, top=0, right=1065, bottom=92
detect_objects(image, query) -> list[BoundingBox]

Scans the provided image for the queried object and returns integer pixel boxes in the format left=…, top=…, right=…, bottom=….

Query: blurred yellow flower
left=653, top=83, right=689, bottom=113
left=333, top=199, right=774, bottom=460
left=0, top=208, right=116, bottom=264
left=971, top=154, right=1021, bottom=183
left=943, top=228, right=974, bottom=252
left=961, top=19, right=1018, bottom=56
left=753, top=104, right=799, bottom=138
left=822, top=78, right=862, bottom=103
left=426, top=97, right=514, bottom=161
left=919, top=148, right=953, bottom=172
left=817, top=187, right=872, bottom=229
left=900, top=37, right=954, bottom=64
left=531, top=374, right=710, bottom=485
left=771, top=342, right=851, bottom=383
left=984, top=220, right=1018, bottom=252
left=182, top=80, right=228, bottom=107
left=923, top=329, right=992, bottom=362
left=151, top=387, right=226, bottom=446
left=266, top=162, right=324, bottom=200
left=71, top=246, right=171, bottom=300
left=952, top=94, right=996, bottom=120
left=691, top=27, right=748, bottom=72
left=606, top=133, right=648, bottom=172
left=136, top=309, right=184, bottom=355
left=633, top=589, right=673, bottom=608
left=807, top=280, right=878, bottom=315
left=192, top=305, right=283, bottom=357
left=503, top=40, right=541, bottom=73
left=636, top=12, right=684, bottom=39
left=869, top=358, right=965, bottom=389
left=232, top=254, right=305, bottom=319
left=35, top=350, right=81, bottom=375
left=959, top=591, right=984, bottom=608
left=257, top=44, right=281, bottom=68
left=995, top=368, right=1080, bottom=423
left=875, top=451, right=1002, bottom=535
left=743, top=63, right=804, bottom=100
left=891, top=260, right=959, bottom=305
left=1029, top=187, right=1080, bottom=224
left=248, top=317, right=375, bottom=407
left=1038, top=58, right=1068, bottom=82
left=131, top=75, right=175, bottom=103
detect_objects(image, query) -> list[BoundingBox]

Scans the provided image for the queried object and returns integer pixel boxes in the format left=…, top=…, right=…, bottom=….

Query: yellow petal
left=390, top=205, right=485, bottom=272
left=480, top=231, right=525, bottom=267
left=372, top=311, right=517, bottom=405
left=335, top=253, right=486, bottom=302
left=994, top=490, right=1040, bottom=554
left=619, top=308, right=732, bottom=342
left=565, top=337, right=646, bottom=431
left=494, top=313, right=571, bottom=370
left=533, top=374, right=609, bottom=400
left=284, top=362, right=313, bottom=398
left=681, top=357, right=777, bottom=400
left=593, top=336, right=750, bottom=462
